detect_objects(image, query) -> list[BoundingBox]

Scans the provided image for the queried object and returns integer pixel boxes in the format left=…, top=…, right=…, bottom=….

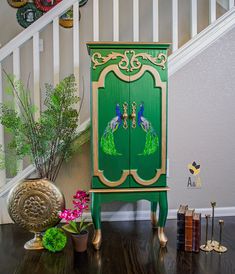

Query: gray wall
left=168, top=27, right=235, bottom=209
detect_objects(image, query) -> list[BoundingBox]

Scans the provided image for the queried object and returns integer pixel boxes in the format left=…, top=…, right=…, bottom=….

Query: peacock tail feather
left=139, top=124, right=159, bottom=156
left=101, top=123, right=122, bottom=156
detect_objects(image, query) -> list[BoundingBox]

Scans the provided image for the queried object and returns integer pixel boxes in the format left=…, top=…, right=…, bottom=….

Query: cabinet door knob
left=130, top=102, right=137, bottom=129
left=122, top=102, right=128, bottom=129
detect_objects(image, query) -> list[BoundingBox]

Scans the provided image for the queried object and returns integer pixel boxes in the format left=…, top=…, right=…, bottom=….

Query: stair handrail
left=0, top=0, right=78, bottom=63
left=169, top=6, right=235, bottom=76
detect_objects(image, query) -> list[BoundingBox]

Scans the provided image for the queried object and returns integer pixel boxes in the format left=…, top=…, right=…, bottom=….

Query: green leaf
left=62, top=224, right=78, bottom=234
left=79, top=218, right=85, bottom=231
left=0, top=73, right=83, bottom=181
left=70, top=221, right=78, bottom=232
left=80, top=222, right=92, bottom=232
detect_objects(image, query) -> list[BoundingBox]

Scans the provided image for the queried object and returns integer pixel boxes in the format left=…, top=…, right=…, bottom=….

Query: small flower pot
left=71, top=231, right=89, bottom=252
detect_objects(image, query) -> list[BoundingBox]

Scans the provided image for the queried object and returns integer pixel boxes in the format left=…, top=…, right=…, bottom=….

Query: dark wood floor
left=0, top=217, right=235, bottom=274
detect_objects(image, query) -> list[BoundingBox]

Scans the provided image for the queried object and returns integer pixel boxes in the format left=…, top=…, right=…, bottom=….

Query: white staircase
left=0, top=0, right=235, bottom=201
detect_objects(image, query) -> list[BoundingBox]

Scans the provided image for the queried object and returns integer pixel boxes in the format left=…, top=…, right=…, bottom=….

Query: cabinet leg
left=158, top=192, right=168, bottom=247
left=91, top=193, right=102, bottom=250
left=151, top=202, right=158, bottom=228
left=93, top=229, right=102, bottom=251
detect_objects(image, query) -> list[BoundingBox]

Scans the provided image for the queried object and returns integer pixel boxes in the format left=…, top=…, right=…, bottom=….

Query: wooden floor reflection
left=0, top=217, right=235, bottom=274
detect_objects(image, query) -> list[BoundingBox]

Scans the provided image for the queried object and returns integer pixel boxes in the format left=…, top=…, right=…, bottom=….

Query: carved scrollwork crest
left=91, top=50, right=167, bottom=71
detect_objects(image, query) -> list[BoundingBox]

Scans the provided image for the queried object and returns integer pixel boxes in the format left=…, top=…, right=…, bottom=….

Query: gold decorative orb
left=7, top=178, right=65, bottom=249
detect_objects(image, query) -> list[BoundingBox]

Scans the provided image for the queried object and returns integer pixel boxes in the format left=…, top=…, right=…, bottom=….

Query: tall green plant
left=0, top=74, right=83, bottom=181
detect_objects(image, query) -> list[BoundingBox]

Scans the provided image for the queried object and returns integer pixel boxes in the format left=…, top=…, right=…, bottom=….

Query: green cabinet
left=87, top=43, right=170, bottom=250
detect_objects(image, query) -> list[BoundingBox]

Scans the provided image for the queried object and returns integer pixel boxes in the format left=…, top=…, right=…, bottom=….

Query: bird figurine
left=137, top=103, right=159, bottom=156
left=101, top=104, right=122, bottom=156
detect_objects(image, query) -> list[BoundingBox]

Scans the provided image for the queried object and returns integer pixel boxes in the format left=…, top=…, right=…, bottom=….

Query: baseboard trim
left=83, top=206, right=235, bottom=222
left=2, top=207, right=235, bottom=224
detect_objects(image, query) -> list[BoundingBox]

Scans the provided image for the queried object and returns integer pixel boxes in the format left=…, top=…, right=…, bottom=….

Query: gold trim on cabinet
left=89, top=187, right=170, bottom=193
left=92, top=64, right=167, bottom=187
left=87, top=41, right=171, bottom=45
left=92, top=50, right=167, bottom=71
left=130, top=169, right=164, bottom=186
left=94, top=169, right=130, bottom=188
left=92, top=79, right=129, bottom=187
left=92, top=51, right=129, bottom=70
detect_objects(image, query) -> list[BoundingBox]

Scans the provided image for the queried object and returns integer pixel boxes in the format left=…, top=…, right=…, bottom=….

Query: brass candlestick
left=200, top=214, right=213, bottom=252
left=214, top=220, right=227, bottom=253
left=208, top=202, right=219, bottom=247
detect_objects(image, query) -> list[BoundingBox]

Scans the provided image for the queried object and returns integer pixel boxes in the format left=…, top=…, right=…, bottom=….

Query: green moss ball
left=43, top=227, right=67, bottom=252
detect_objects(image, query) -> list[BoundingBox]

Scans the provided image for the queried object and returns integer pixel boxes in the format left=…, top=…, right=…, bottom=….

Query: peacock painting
left=138, top=103, right=159, bottom=156
left=101, top=104, right=122, bottom=156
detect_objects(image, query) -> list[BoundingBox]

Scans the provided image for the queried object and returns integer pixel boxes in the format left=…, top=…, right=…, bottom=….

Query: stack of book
left=177, top=205, right=201, bottom=252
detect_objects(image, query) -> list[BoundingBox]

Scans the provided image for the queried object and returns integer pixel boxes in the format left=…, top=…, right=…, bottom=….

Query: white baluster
left=93, top=0, right=99, bottom=41
left=73, top=2, right=80, bottom=124
left=113, top=0, right=119, bottom=41
left=172, top=0, right=178, bottom=52
left=0, top=63, right=6, bottom=187
left=229, top=0, right=234, bottom=9
left=13, top=49, right=20, bottom=110
left=209, top=0, right=216, bottom=24
left=33, top=32, right=40, bottom=120
left=13, top=48, right=20, bottom=84
left=13, top=48, right=23, bottom=173
left=153, top=0, right=159, bottom=42
left=191, top=0, right=197, bottom=38
left=133, top=0, right=139, bottom=42
left=53, top=17, right=60, bottom=87
left=13, top=48, right=20, bottom=113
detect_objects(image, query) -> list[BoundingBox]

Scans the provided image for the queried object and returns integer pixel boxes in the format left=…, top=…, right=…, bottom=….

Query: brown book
left=192, top=213, right=201, bottom=253
left=177, top=205, right=188, bottom=251
left=185, top=209, right=195, bottom=252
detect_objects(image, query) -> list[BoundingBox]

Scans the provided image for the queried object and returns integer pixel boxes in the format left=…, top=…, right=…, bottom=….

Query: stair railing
left=0, top=0, right=80, bottom=187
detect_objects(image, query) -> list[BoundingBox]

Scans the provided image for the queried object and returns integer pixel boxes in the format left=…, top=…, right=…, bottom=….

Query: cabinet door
left=129, top=50, right=167, bottom=187
left=91, top=50, right=130, bottom=188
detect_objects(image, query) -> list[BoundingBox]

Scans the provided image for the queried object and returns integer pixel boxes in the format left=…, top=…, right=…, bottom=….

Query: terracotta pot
left=71, top=231, right=89, bottom=252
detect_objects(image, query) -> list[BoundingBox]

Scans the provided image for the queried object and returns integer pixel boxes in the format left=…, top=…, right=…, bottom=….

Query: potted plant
left=59, top=190, right=92, bottom=252
left=0, top=73, right=89, bottom=250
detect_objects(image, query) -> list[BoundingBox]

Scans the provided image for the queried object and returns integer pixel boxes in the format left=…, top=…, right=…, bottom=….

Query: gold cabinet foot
left=158, top=227, right=168, bottom=247
left=151, top=212, right=158, bottom=228
left=92, top=229, right=102, bottom=250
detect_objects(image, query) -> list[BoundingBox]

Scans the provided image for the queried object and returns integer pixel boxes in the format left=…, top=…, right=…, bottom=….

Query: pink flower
left=58, top=190, right=90, bottom=223
left=59, top=209, right=81, bottom=223
left=73, top=190, right=89, bottom=200
left=73, top=200, right=89, bottom=210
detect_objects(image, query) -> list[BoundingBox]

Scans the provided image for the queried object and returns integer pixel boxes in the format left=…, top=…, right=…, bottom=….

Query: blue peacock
left=138, top=103, right=159, bottom=156
left=101, top=104, right=122, bottom=156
